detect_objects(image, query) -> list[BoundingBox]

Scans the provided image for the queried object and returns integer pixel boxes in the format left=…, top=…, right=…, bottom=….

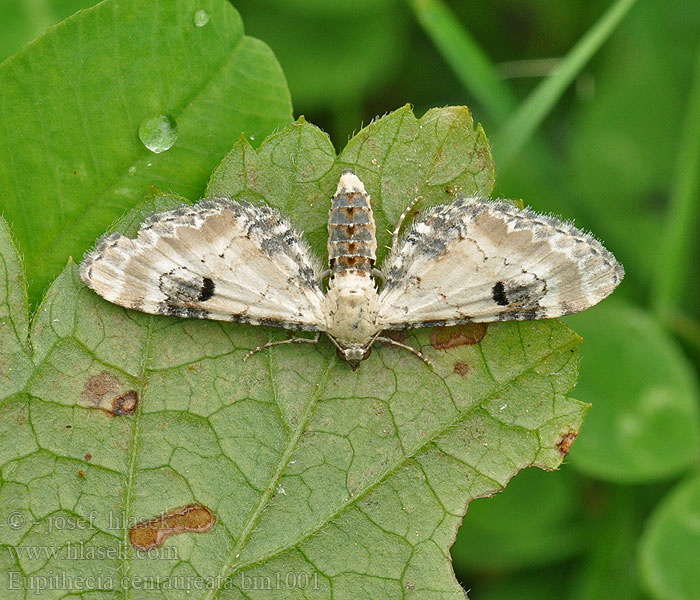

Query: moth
left=80, top=170, right=623, bottom=370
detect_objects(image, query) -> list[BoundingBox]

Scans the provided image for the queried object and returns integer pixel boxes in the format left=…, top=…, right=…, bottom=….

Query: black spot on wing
left=198, top=277, right=215, bottom=302
left=492, top=281, right=509, bottom=306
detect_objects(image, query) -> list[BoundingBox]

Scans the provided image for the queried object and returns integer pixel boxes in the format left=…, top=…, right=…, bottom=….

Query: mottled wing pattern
left=376, top=197, right=624, bottom=329
left=80, top=199, right=327, bottom=330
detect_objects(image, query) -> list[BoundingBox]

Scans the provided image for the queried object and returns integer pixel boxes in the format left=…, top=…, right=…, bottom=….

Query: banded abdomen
left=327, top=170, right=377, bottom=282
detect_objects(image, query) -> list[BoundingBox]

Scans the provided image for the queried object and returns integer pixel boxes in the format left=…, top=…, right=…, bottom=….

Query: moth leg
left=375, top=335, right=434, bottom=368
left=390, top=195, right=422, bottom=252
left=243, top=331, right=321, bottom=361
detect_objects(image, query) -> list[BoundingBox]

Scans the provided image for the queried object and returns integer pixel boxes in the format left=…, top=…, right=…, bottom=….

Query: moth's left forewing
left=375, top=198, right=624, bottom=328
left=80, top=199, right=328, bottom=329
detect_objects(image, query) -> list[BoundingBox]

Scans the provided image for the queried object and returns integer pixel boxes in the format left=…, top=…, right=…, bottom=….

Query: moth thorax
left=323, top=273, right=380, bottom=347
left=327, top=170, right=377, bottom=282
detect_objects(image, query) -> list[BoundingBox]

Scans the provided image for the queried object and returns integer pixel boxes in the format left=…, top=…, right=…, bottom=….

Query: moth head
left=337, top=346, right=372, bottom=371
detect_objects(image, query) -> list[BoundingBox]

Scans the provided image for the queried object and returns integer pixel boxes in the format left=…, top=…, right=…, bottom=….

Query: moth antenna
left=390, top=196, right=422, bottom=252
left=372, top=268, right=386, bottom=284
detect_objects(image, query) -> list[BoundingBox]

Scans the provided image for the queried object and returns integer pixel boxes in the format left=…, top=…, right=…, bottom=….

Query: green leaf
left=639, top=471, right=700, bottom=600
left=565, top=301, right=700, bottom=483
left=0, top=107, right=587, bottom=597
left=0, top=0, right=293, bottom=307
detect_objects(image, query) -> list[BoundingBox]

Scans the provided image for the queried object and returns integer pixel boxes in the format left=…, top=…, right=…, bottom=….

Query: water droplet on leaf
left=193, top=9, right=209, bottom=27
left=138, top=114, right=178, bottom=154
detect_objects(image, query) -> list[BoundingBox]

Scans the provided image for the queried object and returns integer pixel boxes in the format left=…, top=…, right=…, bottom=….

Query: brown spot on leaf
left=557, top=431, right=578, bottom=456
left=431, top=323, right=488, bottom=349
left=82, top=371, right=120, bottom=406
left=112, top=391, right=138, bottom=416
left=129, top=504, right=215, bottom=551
left=82, top=371, right=139, bottom=415
left=77, top=470, right=85, bottom=478
left=85, top=453, right=92, bottom=461
left=453, top=362, right=471, bottom=377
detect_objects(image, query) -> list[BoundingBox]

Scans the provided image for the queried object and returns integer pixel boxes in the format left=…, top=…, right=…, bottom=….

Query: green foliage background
left=0, top=0, right=699, bottom=598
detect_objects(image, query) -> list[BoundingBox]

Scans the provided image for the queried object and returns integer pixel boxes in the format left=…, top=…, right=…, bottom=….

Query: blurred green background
left=1, top=0, right=699, bottom=598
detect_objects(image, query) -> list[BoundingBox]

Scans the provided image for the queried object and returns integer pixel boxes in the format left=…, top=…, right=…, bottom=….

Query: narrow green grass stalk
left=492, top=0, right=638, bottom=169
left=652, top=36, right=700, bottom=318
left=409, top=0, right=516, bottom=123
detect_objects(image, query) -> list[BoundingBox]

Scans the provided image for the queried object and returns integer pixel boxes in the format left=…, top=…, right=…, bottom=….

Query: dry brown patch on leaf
left=431, top=323, right=488, bottom=349
left=81, top=371, right=137, bottom=415
left=557, top=431, right=578, bottom=456
left=82, top=371, right=120, bottom=405
left=112, top=391, right=138, bottom=416
left=129, top=504, right=216, bottom=551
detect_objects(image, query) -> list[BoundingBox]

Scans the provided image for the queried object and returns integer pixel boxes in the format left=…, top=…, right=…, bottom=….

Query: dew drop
left=193, top=9, right=210, bottom=27
left=138, top=114, right=178, bottom=154
left=249, top=134, right=255, bottom=141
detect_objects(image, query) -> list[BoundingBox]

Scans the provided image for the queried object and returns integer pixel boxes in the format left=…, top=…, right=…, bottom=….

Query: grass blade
left=492, top=0, right=638, bottom=169
left=652, top=36, right=700, bottom=319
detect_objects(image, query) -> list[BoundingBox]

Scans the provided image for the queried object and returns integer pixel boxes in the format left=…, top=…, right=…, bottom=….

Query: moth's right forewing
left=376, top=198, right=623, bottom=328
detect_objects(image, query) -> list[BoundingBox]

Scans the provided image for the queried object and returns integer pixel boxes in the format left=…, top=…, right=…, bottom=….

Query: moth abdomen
left=327, top=170, right=377, bottom=280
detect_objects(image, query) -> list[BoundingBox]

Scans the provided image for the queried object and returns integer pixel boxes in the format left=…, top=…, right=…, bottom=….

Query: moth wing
left=376, top=198, right=624, bottom=328
left=80, top=199, right=327, bottom=330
